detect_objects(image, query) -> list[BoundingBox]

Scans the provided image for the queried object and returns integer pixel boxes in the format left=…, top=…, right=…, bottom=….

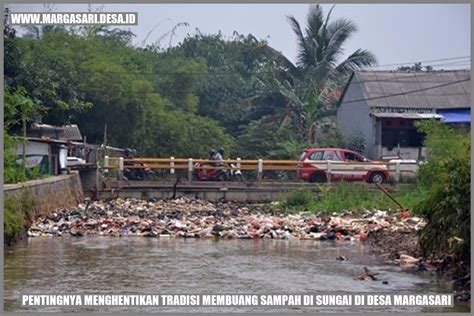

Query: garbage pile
left=27, top=197, right=425, bottom=241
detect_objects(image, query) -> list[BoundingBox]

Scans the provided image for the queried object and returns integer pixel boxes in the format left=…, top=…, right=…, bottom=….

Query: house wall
left=337, top=83, right=377, bottom=159
left=14, top=140, right=51, bottom=172
left=15, top=141, right=49, bottom=156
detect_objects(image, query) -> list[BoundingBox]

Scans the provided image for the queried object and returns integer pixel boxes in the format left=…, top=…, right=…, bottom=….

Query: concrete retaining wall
left=4, top=172, right=84, bottom=218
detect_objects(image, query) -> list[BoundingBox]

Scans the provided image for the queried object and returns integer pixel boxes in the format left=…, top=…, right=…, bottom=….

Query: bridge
left=83, top=156, right=416, bottom=202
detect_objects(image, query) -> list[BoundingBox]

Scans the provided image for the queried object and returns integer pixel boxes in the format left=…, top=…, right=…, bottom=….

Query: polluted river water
left=4, top=237, right=467, bottom=313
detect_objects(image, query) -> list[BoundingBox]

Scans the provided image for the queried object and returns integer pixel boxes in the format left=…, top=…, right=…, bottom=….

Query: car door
left=322, top=150, right=344, bottom=181
left=341, top=151, right=367, bottom=181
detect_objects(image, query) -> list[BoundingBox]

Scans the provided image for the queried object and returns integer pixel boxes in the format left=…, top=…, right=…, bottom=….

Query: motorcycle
left=123, top=161, right=156, bottom=180
left=193, top=162, right=243, bottom=181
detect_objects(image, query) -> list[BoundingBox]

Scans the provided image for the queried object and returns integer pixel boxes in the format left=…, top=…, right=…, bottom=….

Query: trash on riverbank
left=27, top=197, right=425, bottom=241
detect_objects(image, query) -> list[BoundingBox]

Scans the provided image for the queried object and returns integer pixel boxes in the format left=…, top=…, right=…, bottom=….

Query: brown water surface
left=4, top=237, right=467, bottom=312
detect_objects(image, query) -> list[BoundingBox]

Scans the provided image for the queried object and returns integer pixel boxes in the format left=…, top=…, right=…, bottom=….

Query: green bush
left=312, top=182, right=419, bottom=213
left=4, top=130, right=27, bottom=184
left=414, top=121, right=470, bottom=261
left=280, top=183, right=420, bottom=214
left=4, top=131, right=47, bottom=184
left=281, top=188, right=315, bottom=212
left=4, top=194, right=35, bottom=245
left=4, top=197, right=24, bottom=243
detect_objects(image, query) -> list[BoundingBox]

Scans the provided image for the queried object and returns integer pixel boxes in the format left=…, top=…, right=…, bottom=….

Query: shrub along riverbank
left=279, top=183, right=420, bottom=214
left=4, top=192, right=35, bottom=246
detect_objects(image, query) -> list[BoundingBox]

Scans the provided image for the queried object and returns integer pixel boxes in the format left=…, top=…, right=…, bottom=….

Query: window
left=322, top=151, right=342, bottom=161
left=344, top=152, right=364, bottom=162
left=309, top=151, right=323, bottom=160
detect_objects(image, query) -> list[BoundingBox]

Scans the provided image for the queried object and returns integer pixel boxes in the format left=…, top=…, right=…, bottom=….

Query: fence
left=103, top=156, right=417, bottom=184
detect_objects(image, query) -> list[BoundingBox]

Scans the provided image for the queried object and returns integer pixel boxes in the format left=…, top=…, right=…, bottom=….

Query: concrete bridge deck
left=91, top=180, right=412, bottom=202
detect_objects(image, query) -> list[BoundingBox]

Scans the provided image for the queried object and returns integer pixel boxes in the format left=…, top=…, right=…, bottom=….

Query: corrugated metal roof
left=371, top=112, right=442, bottom=119
left=30, top=123, right=83, bottom=141
left=342, top=70, right=471, bottom=109
left=438, top=109, right=471, bottom=123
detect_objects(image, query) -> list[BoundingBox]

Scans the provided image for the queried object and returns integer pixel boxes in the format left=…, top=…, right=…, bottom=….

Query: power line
left=350, top=70, right=470, bottom=85
left=368, top=56, right=471, bottom=68
left=341, top=78, right=470, bottom=104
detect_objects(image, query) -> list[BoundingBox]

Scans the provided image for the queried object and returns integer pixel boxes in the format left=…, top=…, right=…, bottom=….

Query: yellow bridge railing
left=103, top=156, right=416, bottom=183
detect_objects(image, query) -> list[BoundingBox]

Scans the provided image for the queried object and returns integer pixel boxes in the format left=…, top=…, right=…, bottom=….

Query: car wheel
left=310, top=172, right=326, bottom=183
left=369, top=172, right=385, bottom=184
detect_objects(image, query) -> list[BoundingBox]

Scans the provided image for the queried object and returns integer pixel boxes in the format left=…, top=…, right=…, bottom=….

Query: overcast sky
left=8, top=3, right=471, bottom=70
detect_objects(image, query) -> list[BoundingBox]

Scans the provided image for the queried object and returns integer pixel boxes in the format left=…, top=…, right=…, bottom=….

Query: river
left=4, top=237, right=467, bottom=312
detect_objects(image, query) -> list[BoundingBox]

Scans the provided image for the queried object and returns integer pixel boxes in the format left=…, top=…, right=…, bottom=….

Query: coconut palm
left=273, top=4, right=377, bottom=143
left=288, top=4, right=376, bottom=80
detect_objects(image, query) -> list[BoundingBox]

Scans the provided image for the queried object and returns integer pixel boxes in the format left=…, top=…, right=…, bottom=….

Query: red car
left=296, top=148, right=389, bottom=183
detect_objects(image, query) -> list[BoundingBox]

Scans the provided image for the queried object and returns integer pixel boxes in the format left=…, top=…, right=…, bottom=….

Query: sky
left=8, top=3, right=471, bottom=70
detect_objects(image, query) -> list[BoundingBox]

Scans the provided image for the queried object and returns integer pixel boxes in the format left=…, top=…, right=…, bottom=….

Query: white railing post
left=257, top=159, right=263, bottom=184
left=188, top=158, right=193, bottom=183
left=395, top=161, right=401, bottom=184
left=104, top=155, right=109, bottom=168
left=236, top=157, right=241, bottom=172
left=326, top=160, right=332, bottom=184
left=118, top=157, right=124, bottom=180
left=170, top=156, right=175, bottom=174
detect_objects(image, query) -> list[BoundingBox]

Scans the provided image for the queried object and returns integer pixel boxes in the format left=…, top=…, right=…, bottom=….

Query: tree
left=4, top=88, right=45, bottom=167
left=176, top=33, right=289, bottom=137
left=397, top=62, right=434, bottom=72
left=287, top=5, right=376, bottom=79
left=272, top=4, right=377, bottom=144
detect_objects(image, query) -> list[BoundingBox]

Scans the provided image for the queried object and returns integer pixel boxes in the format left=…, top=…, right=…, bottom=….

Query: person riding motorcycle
left=214, top=147, right=224, bottom=167
left=208, top=149, right=216, bottom=161
left=123, top=148, right=154, bottom=180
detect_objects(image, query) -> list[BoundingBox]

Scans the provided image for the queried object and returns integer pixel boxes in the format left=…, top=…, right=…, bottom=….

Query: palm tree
left=275, top=4, right=377, bottom=143
left=288, top=4, right=376, bottom=81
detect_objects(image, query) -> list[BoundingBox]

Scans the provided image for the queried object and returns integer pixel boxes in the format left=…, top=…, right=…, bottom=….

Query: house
left=15, top=138, right=69, bottom=175
left=337, top=70, right=471, bottom=160
left=15, top=124, right=87, bottom=175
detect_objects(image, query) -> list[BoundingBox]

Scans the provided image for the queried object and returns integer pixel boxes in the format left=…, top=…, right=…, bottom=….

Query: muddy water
left=4, top=237, right=465, bottom=312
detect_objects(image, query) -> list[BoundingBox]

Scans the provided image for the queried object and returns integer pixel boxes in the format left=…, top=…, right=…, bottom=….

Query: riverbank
left=20, top=196, right=470, bottom=307
left=4, top=173, right=84, bottom=246
left=367, top=228, right=471, bottom=304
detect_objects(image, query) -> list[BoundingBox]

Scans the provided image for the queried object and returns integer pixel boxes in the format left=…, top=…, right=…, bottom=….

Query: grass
left=4, top=192, right=35, bottom=246
left=280, top=182, right=423, bottom=214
